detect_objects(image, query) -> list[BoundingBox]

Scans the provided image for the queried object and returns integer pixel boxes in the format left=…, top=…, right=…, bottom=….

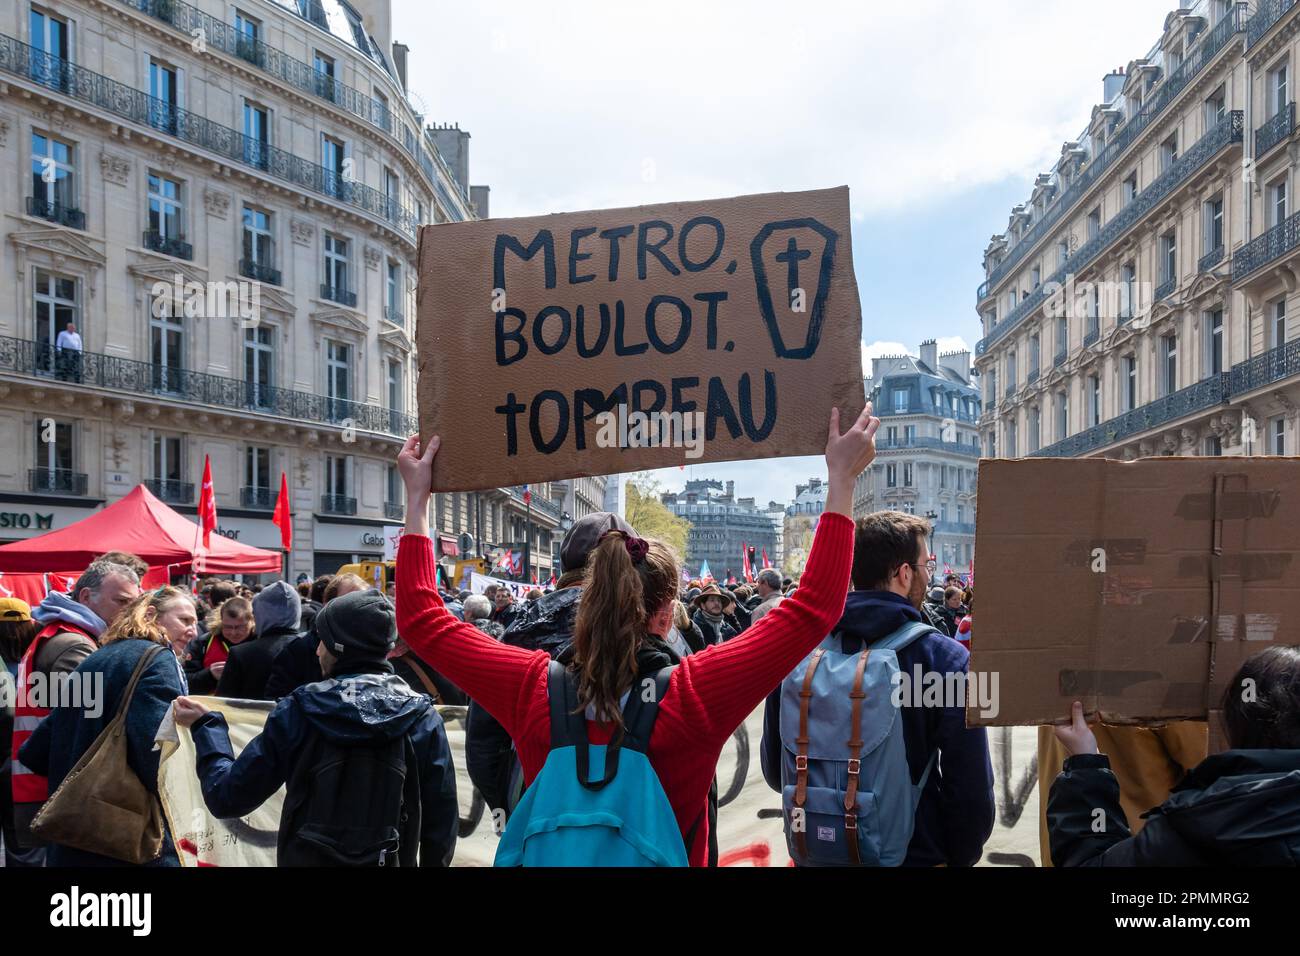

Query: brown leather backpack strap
left=401, top=654, right=441, bottom=704
left=112, top=643, right=166, bottom=739
left=793, top=647, right=825, bottom=861
left=844, top=647, right=871, bottom=865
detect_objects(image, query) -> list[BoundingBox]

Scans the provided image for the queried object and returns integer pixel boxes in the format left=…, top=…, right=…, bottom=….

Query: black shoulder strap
left=398, top=733, right=422, bottom=866
left=621, top=665, right=674, bottom=754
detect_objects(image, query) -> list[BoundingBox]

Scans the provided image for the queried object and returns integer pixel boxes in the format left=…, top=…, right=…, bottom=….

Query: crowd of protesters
left=2, top=402, right=1299, bottom=868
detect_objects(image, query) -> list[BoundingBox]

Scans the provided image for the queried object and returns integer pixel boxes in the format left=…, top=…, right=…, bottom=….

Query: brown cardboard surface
left=415, top=187, right=865, bottom=491
left=968, top=456, right=1300, bottom=727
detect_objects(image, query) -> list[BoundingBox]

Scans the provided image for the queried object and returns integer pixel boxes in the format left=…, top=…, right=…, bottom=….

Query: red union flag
left=198, top=456, right=217, bottom=550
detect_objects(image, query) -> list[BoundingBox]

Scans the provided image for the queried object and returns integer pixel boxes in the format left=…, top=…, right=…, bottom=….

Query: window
left=1006, top=419, right=1017, bottom=457
left=1007, top=350, right=1017, bottom=388
left=1056, top=390, right=1069, bottom=440
left=30, top=131, right=75, bottom=213
left=988, top=432, right=997, bottom=457
left=1160, top=231, right=1177, bottom=284
left=1204, top=196, right=1224, bottom=255
left=148, top=58, right=179, bottom=134
left=325, top=340, right=351, bottom=417
left=245, top=445, right=270, bottom=492
left=152, top=434, right=183, bottom=483
left=243, top=101, right=270, bottom=168
left=387, top=464, right=402, bottom=507
left=34, top=269, right=77, bottom=372
left=1056, top=315, right=1068, bottom=357
left=1123, top=172, right=1138, bottom=205
left=1123, top=355, right=1138, bottom=411
left=1029, top=407, right=1041, bottom=453
left=1205, top=87, right=1226, bottom=128
left=1272, top=297, right=1288, bottom=347
left=29, top=7, right=71, bottom=90
left=1087, top=207, right=1101, bottom=241
left=244, top=325, right=274, bottom=408
left=987, top=370, right=998, bottom=405
left=386, top=260, right=402, bottom=322
left=387, top=358, right=403, bottom=414
left=1272, top=417, right=1286, bottom=455
left=242, top=205, right=273, bottom=273
left=33, top=418, right=74, bottom=487
left=374, top=89, right=390, bottom=131
left=322, top=135, right=346, bottom=198
left=1057, top=239, right=1069, bottom=269
left=903, top=424, right=916, bottom=444
left=885, top=426, right=897, bottom=444
left=903, top=463, right=913, bottom=487
left=1088, top=374, right=1101, bottom=426
left=234, top=11, right=261, bottom=65
left=150, top=296, right=183, bottom=392
left=1270, top=179, right=1288, bottom=227
left=383, top=167, right=399, bottom=219
left=1160, top=134, right=1178, bottom=172
left=892, top=387, right=908, bottom=413
left=1087, top=285, right=1100, bottom=337
left=1120, top=262, right=1136, bottom=320
left=886, top=464, right=897, bottom=488
left=1029, top=333, right=1040, bottom=374
left=325, top=454, right=351, bottom=497
left=1207, top=309, right=1224, bottom=376
left=147, top=173, right=182, bottom=242
left=1161, top=333, right=1178, bottom=395
left=314, top=51, right=336, bottom=101
left=324, top=232, right=349, bottom=295
left=1271, top=61, right=1289, bottom=117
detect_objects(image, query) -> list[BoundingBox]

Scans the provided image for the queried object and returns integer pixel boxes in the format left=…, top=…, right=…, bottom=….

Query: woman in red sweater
left=395, top=404, right=880, bottom=866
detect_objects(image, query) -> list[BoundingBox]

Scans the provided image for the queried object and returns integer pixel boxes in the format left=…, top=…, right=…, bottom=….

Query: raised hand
left=824, top=402, right=880, bottom=517
left=1054, top=700, right=1100, bottom=757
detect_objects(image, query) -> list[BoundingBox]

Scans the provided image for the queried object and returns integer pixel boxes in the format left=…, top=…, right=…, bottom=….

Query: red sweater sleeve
left=395, top=534, right=549, bottom=738
left=661, top=511, right=855, bottom=743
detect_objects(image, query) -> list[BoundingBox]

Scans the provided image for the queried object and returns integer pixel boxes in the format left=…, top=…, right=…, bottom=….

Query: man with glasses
left=761, top=510, right=994, bottom=866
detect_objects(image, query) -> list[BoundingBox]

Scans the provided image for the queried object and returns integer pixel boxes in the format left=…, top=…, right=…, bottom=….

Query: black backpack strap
left=397, top=733, right=422, bottom=867
left=620, top=665, right=675, bottom=754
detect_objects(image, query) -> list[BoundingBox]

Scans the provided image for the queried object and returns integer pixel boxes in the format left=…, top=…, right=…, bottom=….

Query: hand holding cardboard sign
left=398, top=433, right=440, bottom=537
left=1054, top=700, right=1100, bottom=757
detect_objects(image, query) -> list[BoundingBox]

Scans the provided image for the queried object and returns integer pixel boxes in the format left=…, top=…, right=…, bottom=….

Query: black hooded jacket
left=1048, top=749, right=1300, bottom=865
left=190, top=661, right=459, bottom=866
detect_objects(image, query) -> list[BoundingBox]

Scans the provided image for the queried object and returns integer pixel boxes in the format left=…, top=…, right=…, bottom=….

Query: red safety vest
left=202, top=633, right=233, bottom=670
left=10, top=620, right=96, bottom=803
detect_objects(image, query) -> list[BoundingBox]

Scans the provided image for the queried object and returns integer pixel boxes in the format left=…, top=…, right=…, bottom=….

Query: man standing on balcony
left=55, top=321, right=82, bottom=383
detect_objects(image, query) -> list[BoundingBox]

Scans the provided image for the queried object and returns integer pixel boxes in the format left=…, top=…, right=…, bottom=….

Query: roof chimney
left=919, top=338, right=938, bottom=373
left=391, top=42, right=408, bottom=92
left=1103, top=68, right=1126, bottom=103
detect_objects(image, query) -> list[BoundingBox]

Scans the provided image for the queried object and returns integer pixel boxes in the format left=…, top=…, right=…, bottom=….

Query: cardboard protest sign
left=968, top=457, right=1300, bottom=729
left=416, top=187, right=865, bottom=491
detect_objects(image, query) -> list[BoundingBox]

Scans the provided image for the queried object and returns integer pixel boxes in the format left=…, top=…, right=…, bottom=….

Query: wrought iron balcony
left=976, top=5, right=1245, bottom=302
left=1230, top=338, right=1300, bottom=396
left=240, top=486, right=275, bottom=509
left=384, top=500, right=405, bottom=521
left=876, top=403, right=980, bottom=423
left=239, top=258, right=281, bottom=285
left=875, top=437, right=982, bottom=458
left=113, top=0, right=448, bottom=206
left=142, top=229, right=193, bottom=260
left=0, top=334, right=417, bottom=437
left=1248, top=0, right=1300, bottom=45
left=932, top=521, right=977, bottom=535
left=147, top=478, right=194, bottom=503
left=26, top=196, right=85, bottom=230
left=1233, top=209, right=1300, bottom=282
left=320, top=494, right=357, bottom=516
left=1031, top=374, right=1229, bottom=458
left=0, top=33, right=419, bottom=239
left=977, top=111, right=1244, bottom=356
left=1199, top=245, right=1225, bottom=273
left=505, top=486, right=564, bottom=519
left=321, top=284, right=357, bottom=307
left=383, top=307, right=404, bottom=325
left=1256, top=101, right=1296, bottom=157
left=1155, top=276, right=1177, bottom=301
left=28, top=468, right=87, bottom=496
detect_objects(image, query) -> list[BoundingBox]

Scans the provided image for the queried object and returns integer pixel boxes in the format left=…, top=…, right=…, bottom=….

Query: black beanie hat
left=316, top=589, right=395, bottom=661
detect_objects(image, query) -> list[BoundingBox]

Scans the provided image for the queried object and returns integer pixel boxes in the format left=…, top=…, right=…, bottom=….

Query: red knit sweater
left=396, top=510, right=854, bottom=866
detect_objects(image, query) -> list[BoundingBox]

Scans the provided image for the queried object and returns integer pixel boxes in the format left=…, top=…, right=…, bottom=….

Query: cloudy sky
left=398, top=0, right=1174, bottom=505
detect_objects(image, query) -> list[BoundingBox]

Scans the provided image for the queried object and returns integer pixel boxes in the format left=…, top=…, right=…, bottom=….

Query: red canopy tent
left=0, top=484, right=282, bottom=604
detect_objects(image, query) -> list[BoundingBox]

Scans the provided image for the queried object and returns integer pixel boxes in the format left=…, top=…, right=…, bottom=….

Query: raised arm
left=395, top=435, right=548, bottom=737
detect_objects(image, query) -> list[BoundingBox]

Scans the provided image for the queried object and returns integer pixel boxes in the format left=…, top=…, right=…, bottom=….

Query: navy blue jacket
left=190, top=661, right=459, bottom=866
left=761, top=590, right=995, bottom=867
left=19, top=638, right=186, bottom=867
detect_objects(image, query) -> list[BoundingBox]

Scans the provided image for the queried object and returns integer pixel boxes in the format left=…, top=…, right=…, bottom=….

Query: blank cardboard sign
left=415, top=187, right=865, bottom=492
left=968, top=457, right=1300, bottom=727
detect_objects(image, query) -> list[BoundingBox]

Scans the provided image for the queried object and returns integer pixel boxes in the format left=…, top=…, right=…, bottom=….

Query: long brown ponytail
left=572, top=530, right=678, bottom=726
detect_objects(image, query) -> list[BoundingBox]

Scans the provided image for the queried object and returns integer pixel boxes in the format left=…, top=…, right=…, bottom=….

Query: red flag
left=531, top=568, right=538, bottom=585
left=762, top=548, right=770, bottom=569
left=197, top=455, right=217, bottom=550
left=741, top=542, right=750, bottom=582
left=498, top=549, right=513, bottom=571
left=522, top=484, right=531, bottom=506
left=272, top=472, right=292, bottom=551
left=548, top=572, right=556, bottom=587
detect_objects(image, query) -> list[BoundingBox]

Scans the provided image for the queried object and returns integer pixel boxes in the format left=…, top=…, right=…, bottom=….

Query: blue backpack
left=778, top=620, right=939, bottom=867
left=495, top=661, right=696, bottom=866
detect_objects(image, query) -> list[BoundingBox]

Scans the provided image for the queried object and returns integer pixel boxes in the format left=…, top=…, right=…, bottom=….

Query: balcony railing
left=1248, top=0, right=1300, bottom=45
left=240, top=486, right=274, bottom=509
left=1031, top=374, right=1230, bottom=458
left=147, top=478, right=194, bottom=503
left=0, top=335, right=416, bottom=436
left=239, top=258, right=281, bottom=285
left=384, top=500, right=405, bottom=521
left=1027, top=367, right=1040, bottom=384
left=1155, top=276, right=1177, bottom=301
left=876, top=438, right=982, bottom=458
left=1233, top=209, right=1300, bottom=282
left=1083, top=327, right=1100, bottom=347
left=1199, top=244, right=1226, bottom=273
left=1256, top=101, right=1296, bottom=157
left=1230, top=338, right=1300, bottom=396
left=26, top=196, right=85, bottom=230
left=932, top=521, right=977, bottom=535
left=976, top=5, right=1245, bottom=303
left=28, top=468, right=87, bottom=496
left=321, top=284, right=358, bottom=307
left=111, top=0, right=469, bottom=215
left=320, top=494, right=357, bottom=516
left=142, top=229, right=193, bottom=260
left=1053, top=349, right=1067, bottom=368
left=506, top=486, right=564, bottom=519
left=0, top=33, right=420, bottom=240
left=977, top=111, right=1244, bottom=356
left=384, top=307, right=404, bottom=325
left=877, top=403, right=980, bottom=423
